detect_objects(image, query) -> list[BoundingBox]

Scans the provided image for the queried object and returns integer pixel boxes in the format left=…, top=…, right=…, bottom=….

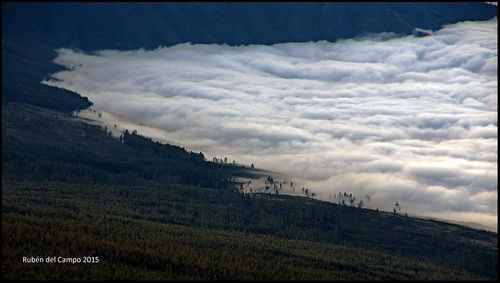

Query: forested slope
left=2, top=3, right=497, bottom=280
left=2, top=104, right=497, bottom=279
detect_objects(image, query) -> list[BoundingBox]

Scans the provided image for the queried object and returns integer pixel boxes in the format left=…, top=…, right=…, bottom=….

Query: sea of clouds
left=45, top=19, right=497, bottom=231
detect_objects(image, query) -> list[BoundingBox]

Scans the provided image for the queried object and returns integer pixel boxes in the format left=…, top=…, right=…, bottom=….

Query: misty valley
left=44, top=19, right=498, bottom=232
left=2, top=2, right=498, bottom=281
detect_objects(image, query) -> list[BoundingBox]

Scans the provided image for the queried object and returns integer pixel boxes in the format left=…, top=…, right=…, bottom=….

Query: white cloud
left=44, top=19, right=498, bottom=231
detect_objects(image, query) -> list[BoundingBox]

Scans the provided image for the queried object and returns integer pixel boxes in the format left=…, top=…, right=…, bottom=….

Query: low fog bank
left=45, top=19, right=498, bottom=231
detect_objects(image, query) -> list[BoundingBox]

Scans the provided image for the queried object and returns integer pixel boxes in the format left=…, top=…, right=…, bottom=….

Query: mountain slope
left=2, top=103, right=497, bottom=279
left=2, top=3, right=498, bottom=280
left=2, top=205, right=484, bottom=280
left=3, top=2, right=497, bottom=49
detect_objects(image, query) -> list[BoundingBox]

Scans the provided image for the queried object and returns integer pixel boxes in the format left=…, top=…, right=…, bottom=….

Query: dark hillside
left=2, top=103, right=248, bottom=187
left=3, top=3, right=497, bottom=50
left=2, top=207, right=482, bottom=280
left=1, top=3, right=497, bottom=280
left=2, top=103, right=497, bottom=279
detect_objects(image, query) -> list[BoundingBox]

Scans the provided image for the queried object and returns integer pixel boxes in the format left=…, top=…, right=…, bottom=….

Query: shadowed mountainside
left=2, top=3, right=498, bottom=280
left=2, top=104, right=497, bottom=279
left=3, top=2, right=497, bottom=50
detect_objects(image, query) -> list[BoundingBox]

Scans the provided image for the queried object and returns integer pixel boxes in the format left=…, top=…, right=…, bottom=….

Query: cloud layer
left=45, top=19, right=498, bottom=231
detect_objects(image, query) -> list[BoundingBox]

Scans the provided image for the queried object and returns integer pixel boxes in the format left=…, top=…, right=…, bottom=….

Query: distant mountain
left=3, top=2, right=497, bottom=50
left=2, top=2, right=496, bottom=112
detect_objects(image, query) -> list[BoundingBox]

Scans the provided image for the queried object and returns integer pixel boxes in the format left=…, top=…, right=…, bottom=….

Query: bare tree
left=358, top=200, right=364, bottom=208
left=393, top=202, right=401, bottom=214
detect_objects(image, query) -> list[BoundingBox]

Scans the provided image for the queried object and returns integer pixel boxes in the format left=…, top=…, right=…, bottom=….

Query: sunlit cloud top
left=45, top=19, right=498, bottom=231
